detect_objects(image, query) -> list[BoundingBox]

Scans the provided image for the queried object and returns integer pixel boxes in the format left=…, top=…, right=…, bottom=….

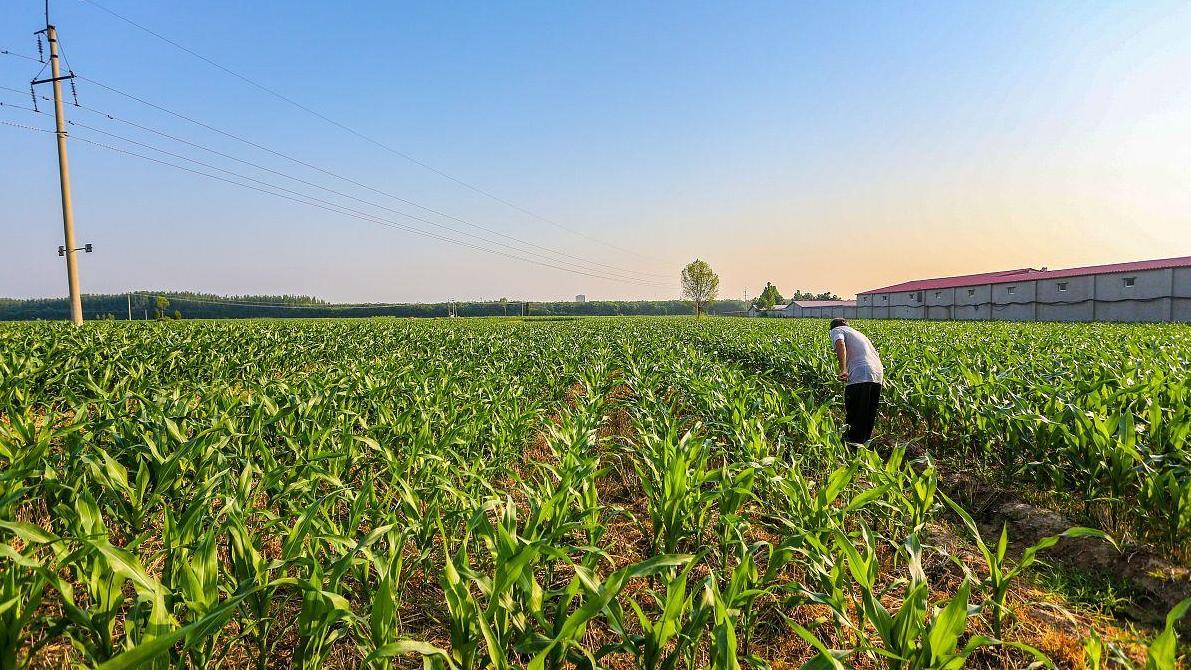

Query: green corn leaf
left=1147, top=597, right=1191, bottom=670
left=0, top=520, right=59, bottom=545
left=364, top=640, right=458, bottom=668
left=93, top=588, right=257, bottom=670
left=926, top=580, right=970, bottom=664
left=527, top=554, right=692, bottom=670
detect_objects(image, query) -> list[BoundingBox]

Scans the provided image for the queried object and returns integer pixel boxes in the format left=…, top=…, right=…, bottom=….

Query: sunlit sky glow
left=2, top=1, right=1190, bottom=302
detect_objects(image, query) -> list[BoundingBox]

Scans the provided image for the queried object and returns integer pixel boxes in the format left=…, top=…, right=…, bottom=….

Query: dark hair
left=830, top=318, right=848, bottom=329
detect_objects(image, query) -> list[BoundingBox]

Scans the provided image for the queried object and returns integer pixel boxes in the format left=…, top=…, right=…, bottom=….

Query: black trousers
left=844, top=382, right=882, bottom=444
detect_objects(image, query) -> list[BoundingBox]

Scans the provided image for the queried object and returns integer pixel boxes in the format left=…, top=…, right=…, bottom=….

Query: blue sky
left=2, top=1, right=1190, bottom=302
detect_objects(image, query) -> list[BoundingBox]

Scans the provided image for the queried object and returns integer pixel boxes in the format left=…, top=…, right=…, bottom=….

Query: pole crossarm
left=31, top=74, right=75, bottom=85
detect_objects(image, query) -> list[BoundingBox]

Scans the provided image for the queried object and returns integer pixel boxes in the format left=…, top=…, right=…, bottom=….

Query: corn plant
left=1, top=316, right=1187, bottom=669
left=1083, top=598, right=1190, bottom=670
left=630, top=416, right=715, bottom=555
left=941, top=493, right=1111, bottom=639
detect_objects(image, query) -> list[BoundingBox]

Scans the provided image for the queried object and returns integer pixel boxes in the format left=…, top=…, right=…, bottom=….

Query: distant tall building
left=575, top=294, right=586, bottom=303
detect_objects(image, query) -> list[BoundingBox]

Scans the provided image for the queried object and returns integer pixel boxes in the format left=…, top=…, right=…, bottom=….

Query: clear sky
left=2, top=1, right=1190, bottom=303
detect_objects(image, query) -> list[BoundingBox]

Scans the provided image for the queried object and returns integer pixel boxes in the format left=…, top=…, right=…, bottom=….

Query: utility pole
left=33, top=22, right=83, bottom=324
left=127, top=293, right=132, bottom=321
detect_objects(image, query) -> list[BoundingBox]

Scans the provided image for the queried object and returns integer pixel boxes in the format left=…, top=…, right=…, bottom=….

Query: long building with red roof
left=852, top=256, right=1191, bottom=322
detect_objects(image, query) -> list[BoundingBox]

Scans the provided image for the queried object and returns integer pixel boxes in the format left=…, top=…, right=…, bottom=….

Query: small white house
left=747, top=301, right=857, bottom=318
left=746, top=303, right=797, bottom=318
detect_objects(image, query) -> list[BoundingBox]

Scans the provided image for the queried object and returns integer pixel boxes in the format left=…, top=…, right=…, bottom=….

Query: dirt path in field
left=943, top=474, right=1191, bottom=627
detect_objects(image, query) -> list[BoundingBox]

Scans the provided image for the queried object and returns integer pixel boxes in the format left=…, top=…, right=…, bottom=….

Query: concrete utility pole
left=127, top=293, right=132, bottom=321
left=36, top=24, right=83, bottom=324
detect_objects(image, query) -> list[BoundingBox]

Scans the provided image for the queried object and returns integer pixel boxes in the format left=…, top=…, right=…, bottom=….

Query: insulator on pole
left=69, top=72, right=78, bottom=106
left=30, top=84, right=39, bottom=112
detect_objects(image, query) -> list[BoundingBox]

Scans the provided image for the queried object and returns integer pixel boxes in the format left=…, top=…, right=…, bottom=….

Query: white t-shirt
left=830, top=325, right=884, bottom=385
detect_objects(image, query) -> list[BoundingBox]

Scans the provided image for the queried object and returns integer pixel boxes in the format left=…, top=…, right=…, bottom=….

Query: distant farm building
left=754, top=256, right=1191, bottom=323
left=575, top=294, right=586, bottom=303
left=750, top=300, right=857, bottom=318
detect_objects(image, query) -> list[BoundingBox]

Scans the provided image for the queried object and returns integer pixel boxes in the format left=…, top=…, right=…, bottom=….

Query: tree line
left=675, top=260, right=841, bottom=315
left=752, top=282, right=841, bottom=310
left=2, top=263, right=837, bottom=321
left=0, top=292, right=750, bottom=321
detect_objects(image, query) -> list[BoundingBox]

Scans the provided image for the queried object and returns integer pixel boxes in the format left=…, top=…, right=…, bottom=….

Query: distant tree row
left=750, top=282, right=841, bottom=310
left=0, top=292, right=750, bottom=321
left=673, top=260, right=841, bottom=317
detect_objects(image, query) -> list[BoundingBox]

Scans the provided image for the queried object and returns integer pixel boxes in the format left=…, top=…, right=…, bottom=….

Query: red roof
left=792, top=300, right=857, bottom=308
left=858, top=256, right=1191, bottom=295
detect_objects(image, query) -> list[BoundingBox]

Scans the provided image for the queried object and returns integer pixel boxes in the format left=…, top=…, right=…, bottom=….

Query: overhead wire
left=0, top=71, right=671, bottom=280
left=55, top=80, right=671, bottom=278
left=74, top=0, right=663, bottom=263
left=0, top=49, right=41, bottom=62
left=0, top=117, right=52, bottom=132
left=0, top=89, right=674, bottom=286
left=0, top=118, right=676, bottom=287
left=72, top=120, right=671, bottom=286
left=0, top=100, right=42, bottom=114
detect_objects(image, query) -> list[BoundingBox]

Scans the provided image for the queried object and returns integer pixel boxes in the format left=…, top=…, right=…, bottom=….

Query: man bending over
left=829, top=318, right=884, bottom=444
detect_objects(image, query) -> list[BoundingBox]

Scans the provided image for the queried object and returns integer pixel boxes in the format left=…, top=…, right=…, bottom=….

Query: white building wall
left=888, top=291, right=921, bottom=319
left=900, top=291, right=923, bottom=319
left=873, top=294, right=891, bottom=319
left=856, top=294, right=875, bottom=319
left=991, top=280, right=1036, bottom=321
left=1094, top=269, right=1171, bottom=322
left=924, top=287, right=955, bottom=320
left=1174, top=267, right=1191, bottom=322
left=952, top=285, right=991, bottom=321
left=1036, top=275, right=1094, bottom=322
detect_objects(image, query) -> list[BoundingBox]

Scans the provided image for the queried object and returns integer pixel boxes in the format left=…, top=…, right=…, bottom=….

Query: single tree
left=172, top=309, right=182, bottom=320
left=681, top=259, right=720, bottom=318
left=754, top=282, right=785, bottom=310
left=155, top=296, right=170, bottom=320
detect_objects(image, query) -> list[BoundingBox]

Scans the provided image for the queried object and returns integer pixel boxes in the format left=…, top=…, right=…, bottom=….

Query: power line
left=4, top=73, right=672, bottom=281
left=0, top=78, right=670, bottom=280
left=0, top=117, right=52, bottom=132
left=0, top=96, right=674, bottom=287
left=0, top=99, right=41, bottom=113
left=60, top=132, right=670, bottom=287
left=0, top=49, right=41, bottom=62
left=0, top=119, right=676, bottom=287
left=68, top=119, right=670, bottom=286
left=75, top=0, right=663, bottom=263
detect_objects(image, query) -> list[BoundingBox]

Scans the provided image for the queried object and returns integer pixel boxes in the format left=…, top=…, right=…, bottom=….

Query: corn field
left=0, top=318, right=1188, bottom=669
